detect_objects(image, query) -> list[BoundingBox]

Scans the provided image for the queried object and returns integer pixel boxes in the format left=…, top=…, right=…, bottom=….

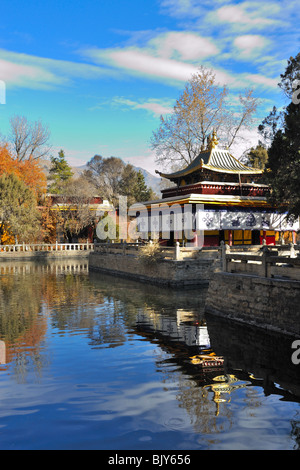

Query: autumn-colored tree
left=0, top=145, right=14, bottom=173
left=0, top=225, right=15, bottom=245
left=39, top=197, right=58, bottom=243
left=21, top=158, right=47, bottom=198
left=0, top=144, right=47, bottom=198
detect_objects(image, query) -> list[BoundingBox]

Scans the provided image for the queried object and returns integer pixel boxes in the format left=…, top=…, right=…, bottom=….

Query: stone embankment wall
left=89, top=251, right=220, bottom=287
left=206, top=272, right=300, bottom=337
left=0, top=251, right=90, bottom=260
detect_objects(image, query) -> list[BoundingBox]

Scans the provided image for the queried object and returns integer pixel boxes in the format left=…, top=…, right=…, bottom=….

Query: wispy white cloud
left=112, top=97, right=173, bottom=116
left=148, top=31, right=219, bottom=61
left=0, top=57, right=65, bottom=90
left=233, top=35, right=271, bottom=58
left=0, top=48, right=115, bottom=90
left=159, top=0, right=204, bottom=19
left=85, top=46, right=198, bottom=84
left=160, top=0, right=286, bottom=33
left=83, top=30, right=222, bottom=86
left=243, top=73, right=278, bottom=89
left=83, top=30, right=238, bottom=88
left=214, top=2, right=281, bottom=29
left=158, top=0, right=298, bottom=88
left=255, top=56, right=287, bottom=79
left=83, top=38, right=279, bottom=92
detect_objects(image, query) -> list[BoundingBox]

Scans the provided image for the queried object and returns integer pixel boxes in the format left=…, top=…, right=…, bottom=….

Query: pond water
left=0, top=259, right=299, bottom=451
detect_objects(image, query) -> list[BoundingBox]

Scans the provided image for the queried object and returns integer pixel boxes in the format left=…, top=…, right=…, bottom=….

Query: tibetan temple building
left=136, top=130, right=299, bottom=247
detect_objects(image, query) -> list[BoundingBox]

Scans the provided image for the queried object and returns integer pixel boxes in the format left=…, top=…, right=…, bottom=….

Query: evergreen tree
left=134, top=170, right=156, bottom=202
left=48, top=150, right=73, bottom=193
left=266, top=100, right=300, bottom=218
left=262, top=52, right=300, bottom=219
left=246, top=143, right=268, bottom=170
left=119, top=167, right=155, bottom=206
left=0, top=173, right=40, bottom=243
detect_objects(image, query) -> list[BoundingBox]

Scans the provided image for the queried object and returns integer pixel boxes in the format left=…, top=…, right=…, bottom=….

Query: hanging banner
left=135, top=207, right=299, bottom=240
left=196, top=210, right=299, bottom=231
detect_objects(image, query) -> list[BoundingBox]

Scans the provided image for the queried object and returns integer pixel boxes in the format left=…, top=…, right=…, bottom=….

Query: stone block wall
left=0, top=251, right=90, bottom=260
left=89, top=252, right=220, bottom=287
left=206, top=272, right=300, bottom=336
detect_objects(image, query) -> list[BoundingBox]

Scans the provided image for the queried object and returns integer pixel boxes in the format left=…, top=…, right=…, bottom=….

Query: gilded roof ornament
left=210, top=129, right=219, bottom=149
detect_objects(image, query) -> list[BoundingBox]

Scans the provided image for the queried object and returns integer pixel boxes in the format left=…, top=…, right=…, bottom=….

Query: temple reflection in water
left=0, top=260, right=299, bottom=449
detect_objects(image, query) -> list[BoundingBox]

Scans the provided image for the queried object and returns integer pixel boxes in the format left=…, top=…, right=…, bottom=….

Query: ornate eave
left=133, top=192, right=270, bottom=210
left=155, top=130, right=263, bottom=182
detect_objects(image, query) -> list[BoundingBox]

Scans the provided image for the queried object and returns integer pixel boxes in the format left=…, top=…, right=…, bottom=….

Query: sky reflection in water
left=0, top=259, right=299, bottom=450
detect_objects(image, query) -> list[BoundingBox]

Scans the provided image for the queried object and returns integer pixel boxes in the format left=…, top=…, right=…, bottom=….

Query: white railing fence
left=0, top=242, right=94, bottom=253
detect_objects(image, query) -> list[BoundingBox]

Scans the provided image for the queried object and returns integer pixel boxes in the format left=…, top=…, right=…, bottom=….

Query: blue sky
left=0, top=0, right=299, bottom=174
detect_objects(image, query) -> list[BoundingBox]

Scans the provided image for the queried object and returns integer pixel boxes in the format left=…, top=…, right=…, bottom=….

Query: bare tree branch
left=9, top=115, right=51, bottom=161
left=227, top=89, right=260, bottom=149
left=151, top=67, right=260, bottom=170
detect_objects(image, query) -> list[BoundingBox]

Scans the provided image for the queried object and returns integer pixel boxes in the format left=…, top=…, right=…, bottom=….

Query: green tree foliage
left=48, top=150, right=73, bottom=193
left=0, top=173, right=40, bottom=243
left=261, top=52, right=300, bottom=219
left=119, top=166, right=156, bottom=205
left=136, top=170, right=157, bottom=201
left=266, top=102, right=300, bottom=218
left=279, top=52, right=300, bottom=99
left=246, top=143, right=268, bottom=170
left=84, top=155, right=155, bottom=206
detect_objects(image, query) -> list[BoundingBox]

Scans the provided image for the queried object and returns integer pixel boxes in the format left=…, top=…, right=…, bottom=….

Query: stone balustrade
left=94, top=241, right=218, bottom=261
left=220, top=241, right=300, bottom=281
left=0, top=242, right=94, bottom=253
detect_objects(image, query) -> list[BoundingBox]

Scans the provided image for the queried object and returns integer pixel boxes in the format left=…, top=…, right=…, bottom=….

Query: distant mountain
left=39, top=159, right=162, bottom=196
left=134, top=167, right=162, bottom=196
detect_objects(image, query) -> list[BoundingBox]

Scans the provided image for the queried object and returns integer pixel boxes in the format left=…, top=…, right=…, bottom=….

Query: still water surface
left=0, top=259, right=299, bottom=450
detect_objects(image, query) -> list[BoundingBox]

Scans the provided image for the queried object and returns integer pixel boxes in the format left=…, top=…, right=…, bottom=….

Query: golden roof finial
left=210, top=128, right=219, bottom=148
left=206, top=129, right=219, bottom=150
